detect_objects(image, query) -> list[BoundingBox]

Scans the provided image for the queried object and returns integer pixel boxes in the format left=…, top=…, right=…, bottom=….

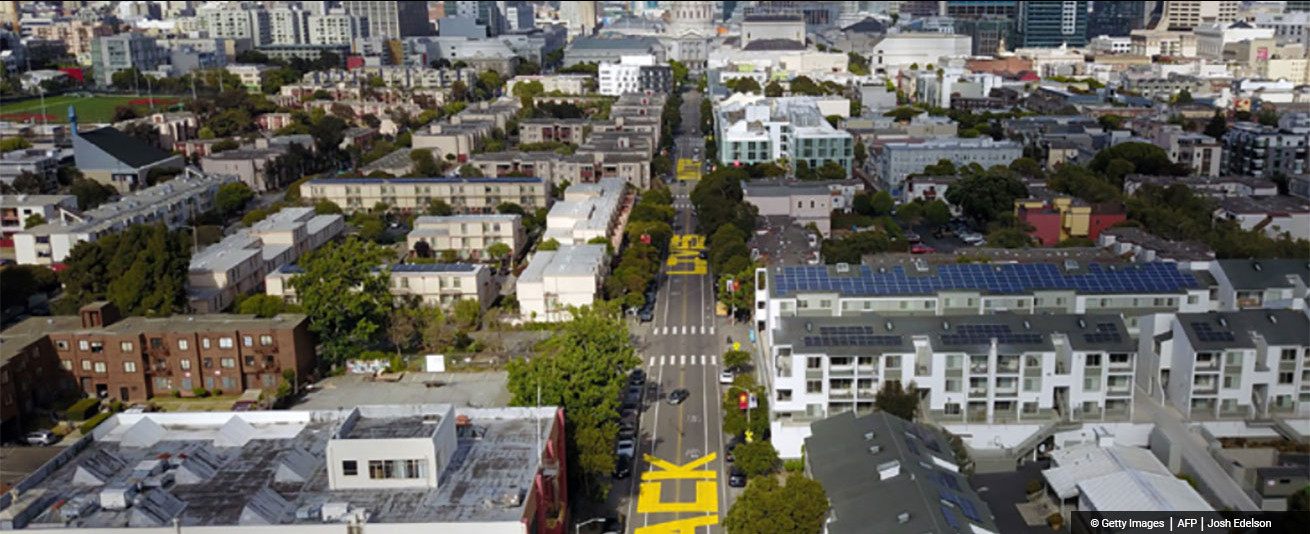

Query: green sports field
left=0, top=94, right=181, bottom=124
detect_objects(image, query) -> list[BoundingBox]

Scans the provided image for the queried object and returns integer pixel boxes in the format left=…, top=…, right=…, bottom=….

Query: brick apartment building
left=0, top=302, right=316, bottom=438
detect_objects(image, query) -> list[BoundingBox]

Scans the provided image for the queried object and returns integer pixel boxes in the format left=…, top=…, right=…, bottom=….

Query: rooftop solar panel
left=940, top=324, right=1043, bottom=345
left=772, top=262, right=1198, bottom=297
left=1191, top=322, right=1236, bottom=343
left=941, top=505, right=962, bottom=530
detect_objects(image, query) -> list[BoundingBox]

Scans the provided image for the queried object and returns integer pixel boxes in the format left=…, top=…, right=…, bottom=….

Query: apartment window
left=155, top=377, right=172, bottom=390
left=1085, top=354, right=1102, bottom=367
left=1022, top=402, right=1039, bottom=414
left=93, top=362, right=107, bottom=374
left=343, top=460, right=359, bottom=476
left=203, top=358, right=213, bottom=369
left=243, top=335, right=254, bottom=347
left=178, top=339, right=189, bottom=351
left=885, top=356, right=901, bottom=368
left=56, top=340, right=69, bottom=351
left=368, top=460, right=395, bottom=479
left=202, top=338, right=211, bottom=349
left=61, top=360, right=72, bottom=371
left=150, top=338, right=164, bottom=349
left=245, top=356, right=256, bottom=368
left=806, top=380, right=822, bottom=393
left=120, top=341, right=135, bottom=352
left=262, top=374, right=276, bottom=387
left=218, top=337, right=233, bottom=349
left=220, top=357, right=236, bottom=368
left=81, top=360, right=92, bottom=371
left=1279, top=372, right=1294, bottom=385
left=260, top=335, right=273, bottom=346
left=777, top=389, right=793, bottom=401
left=807, top=357, right=822, bottom=369
left=221, top=376, right=238, bottom=389
left=123, top=361, right=137, bottom=373
left=78, top=340, right=89, bottom=351
left=944, top=403, right=961, bottom=415
left=947, top=355, right=963, bottom=369
left=1281, top=348, right=1298, bottom=361
left=180, top=359, right=192, bottom=370
left=945, top=378, right=961, bottom=392
left=90, top=341, right=103, bottom=353
left=1084, top=376, right=1101, bottom=391
left=1024, top=378, right=1041, bottom=392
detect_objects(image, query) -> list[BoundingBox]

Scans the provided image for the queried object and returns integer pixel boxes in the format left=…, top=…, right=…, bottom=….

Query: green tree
left=427, top=199, right=454, bottom=216
left=1009, top=157, right=1045, bottom=179
left=23, top=213, right=45, bottom=229
left=458, top=164, right=484, bottom=178
left=922, top=158, right=958, bottom=176
left=897, top=201, right=923, bottom=226
left=871, top=190, right=895, bottom=216
left=1089, top=142, right=1180, bottom=183
left=731, top=77, right=761, bottom=94
left=650, top=154, right=672, bottom=177
left=238, top=294, right=300, bottom=317
left=723, top=475, right=829, bottom=534
left=1257, top=107, right=1280, bottom=127
left=854, top=139, right=867, bottom=164
left=1204, top=110, right=1228, bottom=139
left=0, top=265, right=61, bottom=311
left=215, top=182, right=255, bottom=216
left=314, top=200, right=343, bottom=215
left=1289, top=485, right=1310, bottom=512
left=989, top=228, right=1034, bottom=248
left=9, top=172, right=44, bottom=195
left=290, top=238, right=394, bottom=364
left=539, top=238, right=560, bottom=251
left=0, top=136, right=33, bottom=152
left=56, top=224, right=191, bottom=316
left=817, top=160, right=846, bottom=180
left=1097, top=114, right=1126, bottom=130
left=764, top=80, right=783, bottom=97
left=487, top=242, right=512, bottom=264
left=733, top=440, right=779, bottom=477
left=723, top=350, right=751, bottom=370
left=69, top=178, right=117, bottom=210
left=505, top=304, right=640, bottom=499
left=883, top=106, right=923, bottom=123
left=875, top=380, right=919, bottom=421
left=924, top=199, right=952, bottom=226
left=944, top=167, right=1028, bottom=224
left=1174, top=88, right=1194, bottom=104
left=452, top=298, right=482, bottom=329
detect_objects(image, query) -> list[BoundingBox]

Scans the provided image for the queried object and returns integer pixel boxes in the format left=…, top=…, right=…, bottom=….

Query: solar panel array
left=1191, top=322, right=1236, bottom=343
left=940, top=324, right=1043, bottom=346
left=941, top=505, right=962, bottom=530
left=772, top=262, right=1199, bottom=297
left=939, top=490, right=983, bottom=522
left=1083, top=322, right=1124, bottom=344
left=802, top=334, right=903, bottom=348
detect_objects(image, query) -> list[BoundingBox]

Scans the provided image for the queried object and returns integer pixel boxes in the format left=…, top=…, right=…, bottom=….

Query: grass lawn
left=832, top=212, right=877, bottom=231
left=148, top=395, right=242, bottom=412
left=0, top=94, right=181, bottom=124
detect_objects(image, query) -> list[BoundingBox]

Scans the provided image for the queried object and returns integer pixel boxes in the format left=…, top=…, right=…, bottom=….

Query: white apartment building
left=1138, top=310, right=1310, bottom=420
left=15, top=171, right=235, bottom=266
left=188, top=207, right=345, bottom=313
left=308, top=9, right=369, bottom=45
left=766, top=314, right=1138, bottom=458
left=406, top=214, right=525, bottom=262
left=300, top=177, right=550, bottom=214
left=714, top=94, right=855, bottom=175
left=265, top=262, right=495, bottom=310
left=753, top=261, right=1213, bottom=340
left=1157, top=1, right=1239, bottom=31
left=1210, top=259, right=1309, bottom=312
left=198, top=4, right=271, bottom=45
left=0, top=194, right=78, bottom=241
left=269, top=7, right=309, bottom=46
left=1254, top=11, right=1310, bottom=47
left=597, top=54, right=671, bottom=96
left=874, top=138, right=1023, bottom=192
left=542, top=178, right=626, bottom=246
left=517, top=244, right=609, bottom=323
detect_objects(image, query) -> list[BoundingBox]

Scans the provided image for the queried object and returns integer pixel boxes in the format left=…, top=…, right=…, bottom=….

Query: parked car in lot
left=728, top=466, right=748, bottom=487
left=719, top=368, right=735, bottom=384
left=667, top=389, right=690, bottom=405
left=616, top=438, right=636, bottom=457
left=638, top=307, right=654, bottom=322
left=910, top=244, right=935, bottom=254
left=613, top=455, right=632, bottom=479
left=630, top=369, right=646, bottom=385
left=23, top=430, right=58, bottom=446
left=905, top=232, right=921, bottom=244
left=725, top=434, right=743, bottom=462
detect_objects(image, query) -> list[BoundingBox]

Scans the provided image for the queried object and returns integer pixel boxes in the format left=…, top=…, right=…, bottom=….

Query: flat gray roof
left=774, top=313, right=1136, bottom=355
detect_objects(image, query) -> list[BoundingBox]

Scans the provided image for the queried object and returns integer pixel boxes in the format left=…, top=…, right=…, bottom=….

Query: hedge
left=78, top=412, right=112, bottom=434
left=66, top=398, right=101, bottom=421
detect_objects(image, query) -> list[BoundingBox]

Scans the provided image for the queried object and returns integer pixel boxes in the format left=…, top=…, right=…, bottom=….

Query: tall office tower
left=503, top=1, right=534, bottom=32
left=269, top=6, right=310, bottom=45
left=1088, top=1, right=1151, bottom=37
left=1155, top=1, right=1238, bottom=31
left=561, top=0, right=598, bottom=38
left=956, top=16, right=1013, bottom=55
left=1016, top=0, right=1088, bottom=48
left=342, top=1, right=431, bottom=38
left=898, top=1, right=941, bottom=18
left=308, top=9, right=368, bottom=45
left=444, top=0, right=504, bottom=35
left=942, top=0, right=1017, bottom=18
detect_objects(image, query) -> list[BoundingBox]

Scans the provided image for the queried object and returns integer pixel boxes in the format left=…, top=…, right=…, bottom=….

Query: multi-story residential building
left=506, top=74, right=594, bottom=95
left=268, top=6, right=309, bottom=46
left=806, top=411, right=1001, bottom=534
left=564, top=36, right=665, bottom=66
left=1254, top=11, right=1310, bottom=47
left=874, top=138, right=1022, bottom=192
left=1221, top=114, right=1310, bottom=178
left=1139, top=310, right=1309, bottom=420
left=300, top=176, right=550, bottom=214
left=0, top=404, right=569, bottom=534
left=188, top=207, right=345, bottom=313
left=307, top=8, right=369, bottom=45
left=266, top=262, right=496, bottom=310
left=15, top=172, right=234, bottom=266
left=225, top=64, right=272, bottom=92
left=753, top=260, right=1211, bottom=339
left=766, top=313, right=1138, bottom=457
left=406, top=214, right=525, bottom=262
left=1015, top=0, right=1089, bottom=48
left=89, top=33, right=168, bottom=87
left=519, top=119, right=590, bottom=145
left=1123, top=174, right=1278, bottom=198
left=114, top=112, right=199, bottom=151
left=467, top=149, right=653, bottom=190
left=1088, top=0, right=1152, bottom=37
left=1214, top=196, right=1310, bottom=242
left=743, top=180, right=857, bottom=238
left=29, top=19, right=112, bottom=63
left=1210, top=259, right=1309, bottom=312
left=597, top=54, right=673, bottom=96
left=0, top=194, right=78, bottom=241
left=1152, top=125, right=1223, bottom=177
left=0, top=301, right=315, bottom=403
left=342, top=1, right=431, bottom=38
left=1014, top=195, right=1126, bottom=246
left=542, top=178, right=628, bottom=247
left=198, top=4, right=271, bottom=45
left=0, top=148, right=63, bottom=190
left=1156, top=0, right=1239, bottom=31
left=560, top=0, right=599, bottom=38
left=517, top=244, right=609, bottom=322
left=714, top=94, right=854, bottom=176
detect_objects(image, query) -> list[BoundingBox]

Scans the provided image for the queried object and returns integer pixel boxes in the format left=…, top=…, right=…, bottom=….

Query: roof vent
left=897, top=512, right=911, bottom=524
left=1218, top=316, right=1228, bottom=328
left=886, top=320, right=894, bottom=331
left=869, top=445, right=882, bottom=454
left=877, top=459, right=901, bottom=480
left=836, top=262, right=850, bottom=273
left=805, top=321, right=813, bottom=332
left=864, top=431, right=875, bottom=441
left=1252, top=261, right=1263, bottom=271
left=1268, top=313, right=1278, bottom=324
left=1023, top=320, right=1031, bottom=330
left=942, top=320, right=950, bottom=331
left=1077, top=319, right=1086, bottom=329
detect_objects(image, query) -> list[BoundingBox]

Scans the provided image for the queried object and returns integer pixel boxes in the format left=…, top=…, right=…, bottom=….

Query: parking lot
left=751, top=215, right=818, bottom=266
left=292, top=371, right=512, bottom=410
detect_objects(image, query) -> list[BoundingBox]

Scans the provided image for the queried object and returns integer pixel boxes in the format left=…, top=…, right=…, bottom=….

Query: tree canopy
left=56, top=224, right=191, bottom=316
left=289, top=237, right=394, bottom=364
left=723, top=475, right=829, bottom=534
left=943, top=166, right=1028, bottom=224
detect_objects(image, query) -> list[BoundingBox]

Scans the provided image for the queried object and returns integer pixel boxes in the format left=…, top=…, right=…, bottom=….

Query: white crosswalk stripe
left=658, top=355, right=665, bottom=366
left=682, top=326, right=687, bottom=335
left=711, top=355, right=717, bottom=366
left=710, top=326, right=715, bottom=335
left=680, top=355, right=686, bottom=366
left=700, top=355, right=706, bottom=365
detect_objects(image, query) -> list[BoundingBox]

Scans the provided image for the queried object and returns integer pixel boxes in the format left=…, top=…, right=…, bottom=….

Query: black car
left=638, top=306, right=654, bottom=322
left=698, top=250, right=708, bottom=260
left=725, top=434, right=744, bottom=462
left=667, top=388, right=690, bottom=405
left=613, top=455, right=632, bottom=479
left=629, top=369, right=646, bottom=385
left=728, top=467, right=747, bottom=487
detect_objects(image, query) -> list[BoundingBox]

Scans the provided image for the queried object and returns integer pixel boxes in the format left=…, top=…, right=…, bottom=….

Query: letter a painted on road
left=635, top=515, right=719, bottom=534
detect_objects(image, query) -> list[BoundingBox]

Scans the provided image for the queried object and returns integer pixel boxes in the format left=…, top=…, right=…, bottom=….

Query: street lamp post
left=574, top=517, right=604, bottom=534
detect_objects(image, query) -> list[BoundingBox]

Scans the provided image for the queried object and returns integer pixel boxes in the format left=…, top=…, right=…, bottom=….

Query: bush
left=66, top=398, right=101, bottom=421
left=1047, top=513, right=1063, bottom=530
left=784, top=459, right=805, bottom=473
left=108, top=401, right=124, bottom=413
left=171, top=390, right=182, bottom=398
left=192, top=387, right=211, bottom=398
left=79, top=412, right=113, bottom=434
left=210, top=388, right=223, bottom=397
left=1026, top=478, right=1043, bottom=494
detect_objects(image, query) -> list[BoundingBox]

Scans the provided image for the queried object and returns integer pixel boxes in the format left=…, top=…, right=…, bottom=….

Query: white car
left=616, top=438, right=636, bottom=457
left=719, top=369, right=735, bottom=385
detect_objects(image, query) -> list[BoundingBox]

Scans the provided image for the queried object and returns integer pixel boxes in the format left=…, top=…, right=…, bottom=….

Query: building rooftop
left=0, top=194, right=76, bottom=207
left=567, top=36, right=661, bottom=50
left=774, top=313, right=1135, bottom=355
left=1044, top=441, right=1212, bottom=511
left=518, top=244, right=607, bottom=283
left=305, top=177, right=542, bottom=185
left=1176, top=310, right=1310, bottom=351
left=0, top=405, right=559, bottom=529
left=1216, top=259, right=1309, bottom=290
left=0, top=313, right=308, bottom=363
left=766, top=261, right=1201, bottom=297
left=24, top=172, right=237, bottom=237
left=413, top=214, right=520, bottom=226
left=806, top=411, right=998, bottom=534
left=76, top=127, right=176, bottom=169
left=1217, top=195, right=1310, bottom=214
left=1100, top=227, right=1214, bottom=261
left=389, top=263, right=484, bottom=274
